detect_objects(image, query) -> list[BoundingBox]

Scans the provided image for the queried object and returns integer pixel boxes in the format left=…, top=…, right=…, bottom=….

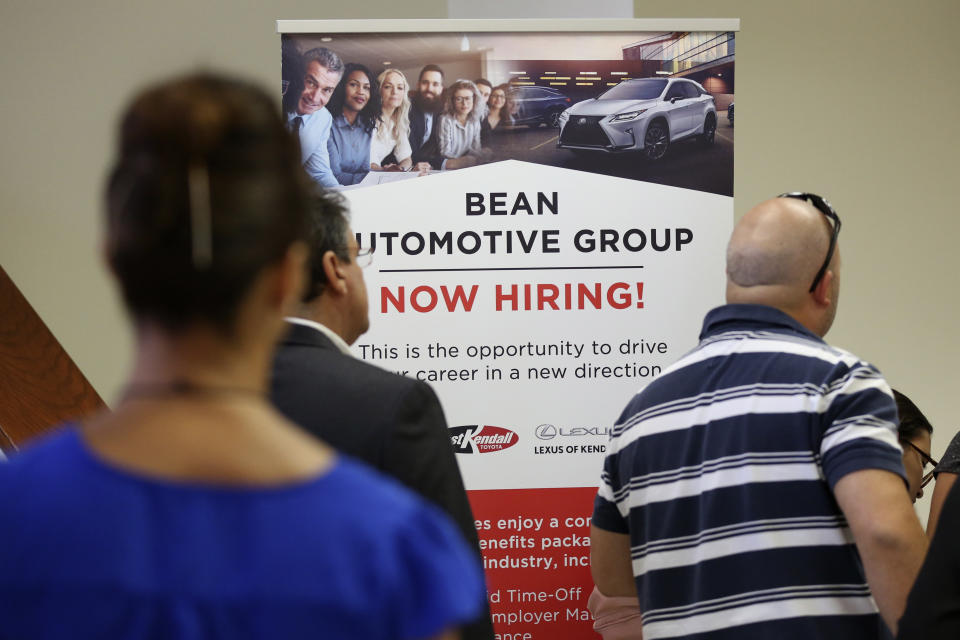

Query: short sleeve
left=384, top=502, right=487, bottom=639
left=819, top=363, right=906, bottom=490
left=935, top=431, right=960, bottom=477
left=593, top=459, right=629, bottom=534
left=593, top=403, right=632, bottom=535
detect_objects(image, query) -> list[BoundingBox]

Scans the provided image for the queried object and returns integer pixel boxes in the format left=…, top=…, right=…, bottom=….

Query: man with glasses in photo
left=269, top=191, right=494, bottom=640
left=590, top=194, right=927, bottom=639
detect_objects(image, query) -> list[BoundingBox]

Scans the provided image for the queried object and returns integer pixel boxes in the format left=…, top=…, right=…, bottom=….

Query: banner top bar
left=276, top=18, right=740, bottom=34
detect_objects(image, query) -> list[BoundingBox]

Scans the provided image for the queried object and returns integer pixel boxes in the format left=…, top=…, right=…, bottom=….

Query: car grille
left=560, top=116, right=609, bottom=147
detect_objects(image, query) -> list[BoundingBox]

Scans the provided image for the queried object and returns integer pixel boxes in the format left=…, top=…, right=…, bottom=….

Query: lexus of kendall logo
left=450, top=425, right=519, bottom=454
left=535, top=424, right=610, bottom=440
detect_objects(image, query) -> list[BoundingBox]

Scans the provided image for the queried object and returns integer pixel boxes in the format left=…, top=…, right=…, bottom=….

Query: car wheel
left=546, top=108, right=564, bottom=128
left=642, top=120, right=669, bottom=161
left=700, top=114, right=716, bottom=146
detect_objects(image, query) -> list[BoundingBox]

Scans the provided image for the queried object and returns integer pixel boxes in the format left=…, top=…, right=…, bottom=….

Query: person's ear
left=321, top=249, right=348, bottom=295
left=811, top=269, right=834, bottom=307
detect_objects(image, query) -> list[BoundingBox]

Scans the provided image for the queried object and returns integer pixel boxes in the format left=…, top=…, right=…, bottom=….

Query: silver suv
left=558, top=78, right=717, bottom=160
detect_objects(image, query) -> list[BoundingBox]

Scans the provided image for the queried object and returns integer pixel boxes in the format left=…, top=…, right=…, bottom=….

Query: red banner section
left=468, top=487, right=600, bottom=640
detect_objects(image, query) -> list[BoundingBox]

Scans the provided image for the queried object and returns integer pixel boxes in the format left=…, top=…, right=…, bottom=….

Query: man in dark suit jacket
left=403, top=64, right=480, bottom=172
left=270, top=191, right=494, bottom=640
left=407, top=64, right=446, bottom=171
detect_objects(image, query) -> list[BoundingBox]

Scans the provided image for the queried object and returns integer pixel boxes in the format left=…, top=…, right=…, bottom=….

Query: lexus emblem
left=535, top=424, right=558, bottom=440
left=578, top=117, right=587, bottom=125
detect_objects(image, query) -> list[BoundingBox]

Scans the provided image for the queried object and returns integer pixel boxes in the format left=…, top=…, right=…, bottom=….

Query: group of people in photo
left=3, top=60, right=960, bottom=640
left=282, top=43, right=516, bottom=187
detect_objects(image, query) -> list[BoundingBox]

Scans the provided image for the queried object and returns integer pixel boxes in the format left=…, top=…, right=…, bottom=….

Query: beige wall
left=2, top=1, right=958, bottom=520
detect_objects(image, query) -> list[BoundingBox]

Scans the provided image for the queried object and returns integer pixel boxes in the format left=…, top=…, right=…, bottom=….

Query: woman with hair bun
left=0, top=72, right=484, bottom=640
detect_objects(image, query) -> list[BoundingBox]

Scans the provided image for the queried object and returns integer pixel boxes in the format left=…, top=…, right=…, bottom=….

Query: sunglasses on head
left=778, top=192, right=841, bottom=292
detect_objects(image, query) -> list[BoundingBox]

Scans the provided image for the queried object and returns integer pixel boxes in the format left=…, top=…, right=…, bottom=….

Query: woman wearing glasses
left=480, top=83, right=513, bottom=147
left=893, top=390, right=935, bottom=503
left=438, top=79, right=485, bottom=165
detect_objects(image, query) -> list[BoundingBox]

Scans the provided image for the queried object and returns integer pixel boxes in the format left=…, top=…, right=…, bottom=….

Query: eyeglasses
left=778, top=192, right=841, bottom=292
left=354, top=246, right=374, bottom=268
left=905, top=440, right=939, bottom=489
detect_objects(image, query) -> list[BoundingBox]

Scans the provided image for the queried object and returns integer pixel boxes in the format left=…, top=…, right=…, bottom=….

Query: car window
left=664, top=83, right=686, bottom=100
left=598, top=79, right=668, bottom=101
left=681, top=82, right=701, bottom=98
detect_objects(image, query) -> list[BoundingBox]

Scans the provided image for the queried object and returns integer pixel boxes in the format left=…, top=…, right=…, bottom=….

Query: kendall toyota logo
left=535, top=424, right=610, bottom=440
left=450, top=425, right=519, bottom=454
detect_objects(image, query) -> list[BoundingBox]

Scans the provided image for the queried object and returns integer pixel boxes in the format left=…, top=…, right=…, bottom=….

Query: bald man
left=590, top=195, right=927, bottom=639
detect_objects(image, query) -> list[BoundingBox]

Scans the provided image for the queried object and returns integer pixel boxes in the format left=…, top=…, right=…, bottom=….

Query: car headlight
left=610, top=109, right=648, bottom=123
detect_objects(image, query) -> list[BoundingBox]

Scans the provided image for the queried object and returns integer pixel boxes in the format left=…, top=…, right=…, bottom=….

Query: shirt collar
left=285, top=317, right=353, bottom=356
left=333, top=114, right=360, bottom=129
left=700, top=304, right=824, bottom=343
left=288, top=111, right=314, bottom=124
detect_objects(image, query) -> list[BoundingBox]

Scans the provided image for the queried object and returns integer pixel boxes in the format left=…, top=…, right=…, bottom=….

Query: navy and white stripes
left=593, top=304, right=905, bottom=639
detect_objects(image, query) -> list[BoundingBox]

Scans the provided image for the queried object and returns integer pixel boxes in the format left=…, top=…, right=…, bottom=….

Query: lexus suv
left=557, top=78, right=717, bottom=160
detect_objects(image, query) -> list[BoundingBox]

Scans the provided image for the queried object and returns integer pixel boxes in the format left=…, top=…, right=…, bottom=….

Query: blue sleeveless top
left=0, top=428, right=485, bottom=639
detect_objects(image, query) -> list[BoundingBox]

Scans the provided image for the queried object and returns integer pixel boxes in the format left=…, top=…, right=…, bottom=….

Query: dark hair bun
left=106, top=73, right=312, bottom=331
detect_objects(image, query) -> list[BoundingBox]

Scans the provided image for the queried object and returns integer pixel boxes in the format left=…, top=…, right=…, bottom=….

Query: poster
left=279, top=19, right=737, bottom=638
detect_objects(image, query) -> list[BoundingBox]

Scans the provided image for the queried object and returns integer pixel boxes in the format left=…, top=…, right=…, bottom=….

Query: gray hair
left=303, top=189, right=352, bottom=302
left=303, top=47, right=343, bottom=76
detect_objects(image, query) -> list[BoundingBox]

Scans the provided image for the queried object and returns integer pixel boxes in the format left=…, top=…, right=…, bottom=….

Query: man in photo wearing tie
left=288, top=47, right=343, bottom=188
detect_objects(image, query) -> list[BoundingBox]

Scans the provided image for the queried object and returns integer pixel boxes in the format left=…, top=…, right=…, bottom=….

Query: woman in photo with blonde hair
left=370, top=68, right=413, bottom=171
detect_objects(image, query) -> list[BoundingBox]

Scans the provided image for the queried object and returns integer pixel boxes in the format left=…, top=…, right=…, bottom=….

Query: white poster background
left=343, top=161, right=731, bottom=490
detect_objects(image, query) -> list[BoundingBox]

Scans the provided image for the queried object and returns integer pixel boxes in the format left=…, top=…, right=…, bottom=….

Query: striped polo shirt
left=593, top=304, right=906, bottom=640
